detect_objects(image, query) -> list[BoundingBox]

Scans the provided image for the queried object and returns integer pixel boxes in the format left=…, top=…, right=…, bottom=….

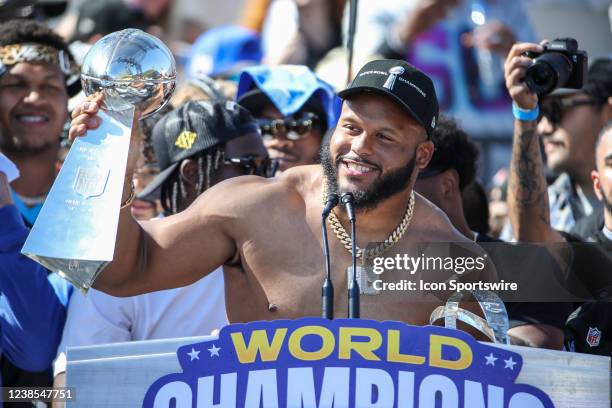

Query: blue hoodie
left=0, top=205, right=69, bottom=384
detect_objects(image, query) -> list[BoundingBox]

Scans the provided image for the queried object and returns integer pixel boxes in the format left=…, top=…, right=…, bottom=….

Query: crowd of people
left=0, top=0, right=611, bottom=406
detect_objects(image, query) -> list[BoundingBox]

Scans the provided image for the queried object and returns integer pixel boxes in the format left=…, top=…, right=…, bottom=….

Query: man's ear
left=439, top=169, right=460, bottom=199
left=415, top=140, right=435, bottom=170
left=179, top=159, right=199, bottom=185
left=592, top=169, right=603, bottom=201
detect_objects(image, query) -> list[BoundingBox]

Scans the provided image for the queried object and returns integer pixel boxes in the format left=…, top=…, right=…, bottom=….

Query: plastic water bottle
left=470, top=0, right=503, bottom=99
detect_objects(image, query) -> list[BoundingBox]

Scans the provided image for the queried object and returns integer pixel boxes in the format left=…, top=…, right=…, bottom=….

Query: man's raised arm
left=69, top=96, right=237, bottom=296
left=504, top=42, right=564, bottom=243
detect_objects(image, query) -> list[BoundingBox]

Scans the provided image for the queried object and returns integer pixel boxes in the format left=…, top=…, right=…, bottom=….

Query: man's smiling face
left=323, top=92, right=432, bottom=210
left=0, top=61, right=68, bottom=153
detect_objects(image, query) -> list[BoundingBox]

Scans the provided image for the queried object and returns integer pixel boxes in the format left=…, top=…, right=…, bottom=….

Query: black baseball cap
left=138, top=100, right=260, bottom=199
left=338, top=59, right=439, bottom=138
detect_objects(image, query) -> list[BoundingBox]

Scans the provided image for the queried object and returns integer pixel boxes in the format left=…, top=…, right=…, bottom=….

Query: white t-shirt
left=54, top=267, right=227, bottom=376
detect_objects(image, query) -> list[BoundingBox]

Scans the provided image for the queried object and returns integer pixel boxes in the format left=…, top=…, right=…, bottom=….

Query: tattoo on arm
left=508, top=121, right=550, bottom=232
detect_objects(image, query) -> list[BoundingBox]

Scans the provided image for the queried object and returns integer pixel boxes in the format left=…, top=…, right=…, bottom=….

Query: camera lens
left=526, top=64, right=555, bottom=94
left=525, top=53, right=573, bottom=95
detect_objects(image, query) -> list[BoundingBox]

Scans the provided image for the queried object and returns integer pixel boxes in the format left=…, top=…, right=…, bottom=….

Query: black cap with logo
left=138, top=100, right=260, bottom=199
left=338, top=59, right=439, bottom=138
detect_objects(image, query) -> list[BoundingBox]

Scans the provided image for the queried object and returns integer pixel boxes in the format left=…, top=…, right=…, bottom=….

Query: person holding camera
left=505, top=42, right=612, bottom=356
left=502, top=44, right=611, bottom=238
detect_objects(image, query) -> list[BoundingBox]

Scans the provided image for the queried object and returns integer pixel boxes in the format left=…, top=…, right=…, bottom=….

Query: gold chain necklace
left=326, top=188, right=415, bottom=261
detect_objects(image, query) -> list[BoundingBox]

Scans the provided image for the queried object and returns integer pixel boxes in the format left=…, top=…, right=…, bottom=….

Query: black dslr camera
left=523, top=38, right=588, bottom=95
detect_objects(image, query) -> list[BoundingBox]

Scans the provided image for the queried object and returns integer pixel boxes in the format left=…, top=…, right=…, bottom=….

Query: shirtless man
left=69, top=59, right=487, bottom=325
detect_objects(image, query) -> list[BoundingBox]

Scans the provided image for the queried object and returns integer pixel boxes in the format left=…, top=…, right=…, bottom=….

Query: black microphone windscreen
left=341, top=193, right=356, bottom=222
left=322, top=193, right=340, bottom=217
left=341, top=192, right=354, bottom=204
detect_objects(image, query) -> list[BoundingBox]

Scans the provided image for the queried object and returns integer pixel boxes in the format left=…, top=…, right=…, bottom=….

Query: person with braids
left=157, top=140, right=227, bottom=215
left=130, top=76, right=236, bottom=221
left=144, top=100, right=277, bottom=215
left=53, top=100, right=275, bottom=390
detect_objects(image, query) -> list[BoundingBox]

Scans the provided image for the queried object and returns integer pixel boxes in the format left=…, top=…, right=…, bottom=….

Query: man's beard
left=320, top=142, right=416, bottom=211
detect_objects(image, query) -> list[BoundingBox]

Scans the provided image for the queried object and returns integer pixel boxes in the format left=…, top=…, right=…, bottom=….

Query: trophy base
left=25, top=254, right=108, bottom=292
left=430, top=289, right=510, bottom=344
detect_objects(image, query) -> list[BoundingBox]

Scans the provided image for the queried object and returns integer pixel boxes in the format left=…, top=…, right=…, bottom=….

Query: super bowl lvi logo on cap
left=337, top=59, right=439, bottom=138
left=383, top=66, right=405, bottom=91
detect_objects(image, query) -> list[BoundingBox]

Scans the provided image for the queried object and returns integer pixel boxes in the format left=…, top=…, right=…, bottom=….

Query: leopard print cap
left=0, top=43, right=81, bottom=95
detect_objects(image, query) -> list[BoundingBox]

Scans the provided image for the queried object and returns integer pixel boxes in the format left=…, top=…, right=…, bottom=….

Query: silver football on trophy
left=80, top=29, right=176, bottom=118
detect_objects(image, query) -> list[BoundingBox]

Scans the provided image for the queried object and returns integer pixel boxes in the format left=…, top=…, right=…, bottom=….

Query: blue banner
left=144, top=318, right=553, bottom=407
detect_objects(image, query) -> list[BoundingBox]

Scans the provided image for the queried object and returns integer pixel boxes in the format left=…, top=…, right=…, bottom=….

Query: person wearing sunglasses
left=138, top=100, right=276, bottom=215
left=506, top=42, right=612, bottom=359
left=236, top=65, right=339, bottom=172
left=524, top=59, right=611, bottom=236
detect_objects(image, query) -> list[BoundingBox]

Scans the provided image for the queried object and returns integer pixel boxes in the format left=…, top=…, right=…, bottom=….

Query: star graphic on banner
left=187, top=347, right=200, bottom=361
left=208, top=344, right=221, bottom=357
left=484, top=353, right=497, bottom=366
left=504, top=357, right=517, bottom=370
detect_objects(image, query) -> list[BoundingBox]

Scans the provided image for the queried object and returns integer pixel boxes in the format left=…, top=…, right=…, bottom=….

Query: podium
left=65, top=319, right=610, bottom=407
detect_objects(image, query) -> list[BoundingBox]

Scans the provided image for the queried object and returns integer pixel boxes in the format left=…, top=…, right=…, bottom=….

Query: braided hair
left=160, top=146, right=225, bottom=215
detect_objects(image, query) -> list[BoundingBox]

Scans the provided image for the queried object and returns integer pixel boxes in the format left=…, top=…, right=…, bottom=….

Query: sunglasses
left=257, top=112, right=319, bottom=141
left=223, top=155, right=279, bottom=178
left=539, top=98, right=599, bottom=125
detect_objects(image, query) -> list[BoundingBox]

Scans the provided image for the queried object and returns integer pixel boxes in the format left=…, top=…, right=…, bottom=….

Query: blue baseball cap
left=187, top=25, right=262, bottom=79
left=236, top=65, right=341, bottom=133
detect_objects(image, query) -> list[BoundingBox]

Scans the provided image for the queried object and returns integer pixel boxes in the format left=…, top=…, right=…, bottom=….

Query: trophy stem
left=22, top=107, right=136, bottom=292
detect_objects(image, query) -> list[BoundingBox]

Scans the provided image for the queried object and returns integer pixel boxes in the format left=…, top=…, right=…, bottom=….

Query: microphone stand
left=321, top=194, right=339, bottom=319
left=347, top=0, right=359, bottom=84
left=341, top=193, right=360, bottom=319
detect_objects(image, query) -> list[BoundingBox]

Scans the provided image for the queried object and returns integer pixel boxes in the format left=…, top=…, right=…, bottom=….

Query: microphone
left=322, top=193, right=340, bottom=218
left=341, top=193, right=360, bottom=319
left=341, top=192, right=356, bottom=222
left=321, top=193, right=339, bottom=319
left=346, top=0, right=358, bottom=82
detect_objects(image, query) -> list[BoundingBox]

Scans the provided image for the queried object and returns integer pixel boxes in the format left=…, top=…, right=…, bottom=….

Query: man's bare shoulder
left=412, top=192, right=470, bottom=243
left=279, top=164, right=323, bottom=196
